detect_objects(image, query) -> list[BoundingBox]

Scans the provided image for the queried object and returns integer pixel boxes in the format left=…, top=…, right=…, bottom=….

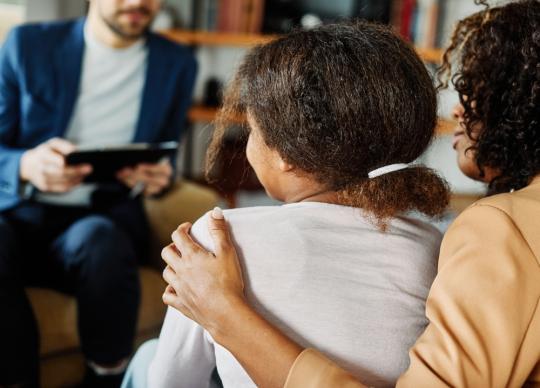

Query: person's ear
left=278, top=157, right=294, bottom=172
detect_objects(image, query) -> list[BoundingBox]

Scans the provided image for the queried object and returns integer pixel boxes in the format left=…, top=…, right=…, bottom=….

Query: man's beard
left=101, top=7, right=153, bottom=41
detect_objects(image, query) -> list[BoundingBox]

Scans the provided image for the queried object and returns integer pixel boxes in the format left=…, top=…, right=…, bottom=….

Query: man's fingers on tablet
left=43, top=164, right=89, bottom=182
left=62, top=165, right=92, bottom=178
left=43, top=151, right=66, bottom=169
left=45, top=181, right=79, bottom=193
left=155, top=162, right=172, bottom=177
left=137, top=163, right=153, bottom=170
left=140, top=168, right=156, bottom=181
left=139, top=161, right=169, bottom=169
left=47, top=138, right=76, bottom=155
left=133, top=165, right=154, bottom=177
left=150, top=175, right=170, bottom=188
left=42, top=162, right=63, bottom=177
left=118, top=173, right=138, bottom=188
left=144, top=184, right=162, bottom=196
left=139, top=163, right=171, bottom=176
left=42, top=168, right=79, bottom=185
left=141, top=177, right=169, bottom=196
left=74, top=164, right=92, bottom=175
left=47, top=177, right=83, bottom=187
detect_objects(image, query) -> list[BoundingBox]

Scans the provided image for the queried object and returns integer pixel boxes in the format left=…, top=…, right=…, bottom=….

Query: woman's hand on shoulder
left=161, top=207, right=247, bottom=337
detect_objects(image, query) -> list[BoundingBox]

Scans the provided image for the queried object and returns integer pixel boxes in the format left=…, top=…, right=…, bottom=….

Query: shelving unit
left=161, top=29, right=445, bottom=63
left=161, top=29, right=452, bottom=135
left=188, top=105, right=457, bottom=135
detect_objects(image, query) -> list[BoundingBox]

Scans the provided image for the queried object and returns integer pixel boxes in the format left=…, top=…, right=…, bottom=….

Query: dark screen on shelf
left=263, top=0, right=392, bottom=33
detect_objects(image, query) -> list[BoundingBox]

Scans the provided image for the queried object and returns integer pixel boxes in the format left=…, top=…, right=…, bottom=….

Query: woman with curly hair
left=149, top=0, right=539, bottom=387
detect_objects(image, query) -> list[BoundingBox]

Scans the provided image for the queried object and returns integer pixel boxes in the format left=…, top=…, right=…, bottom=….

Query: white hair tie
left=368, top=163, right=411, bottom=179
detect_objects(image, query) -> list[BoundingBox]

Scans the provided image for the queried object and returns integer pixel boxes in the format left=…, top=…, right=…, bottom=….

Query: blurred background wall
left=0, top=0, right=513, bottom=199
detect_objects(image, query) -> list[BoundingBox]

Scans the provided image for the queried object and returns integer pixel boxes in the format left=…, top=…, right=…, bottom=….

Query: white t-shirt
left=148, top=202, right=442, bottom=388
left=35, top=24, right=148, bottom=206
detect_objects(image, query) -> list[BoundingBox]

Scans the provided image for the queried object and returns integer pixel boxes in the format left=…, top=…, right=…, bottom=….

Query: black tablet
left=65, top=141, right=178, bottom=183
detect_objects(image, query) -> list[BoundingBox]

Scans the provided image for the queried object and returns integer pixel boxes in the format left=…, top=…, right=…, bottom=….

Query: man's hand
left=20, top=137, right=92, bottom=193
left=161, top=208, right=246, bottom=338
left=116, top=159, right=173, bottom=196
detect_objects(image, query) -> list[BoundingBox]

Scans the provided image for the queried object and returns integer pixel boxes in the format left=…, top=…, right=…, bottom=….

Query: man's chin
left=122, top=28, right=148, bottom=40
left=105, top=18, right=151, bottom=41
left=116, top=23, right=150, bottom=38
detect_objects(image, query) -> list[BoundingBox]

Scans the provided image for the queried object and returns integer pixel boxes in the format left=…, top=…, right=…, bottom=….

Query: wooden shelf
left=188, top=105, right=245, bottom=124
left=415, top=46, right=444, bottom=64
left=160, top=29, right=444, bottom=64
left=160, top=29, right=276, bottom=47
left=188, top=105, right=456, bottom=135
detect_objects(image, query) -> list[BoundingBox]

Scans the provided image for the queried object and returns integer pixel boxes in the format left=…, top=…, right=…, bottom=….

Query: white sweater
left=148, top=202, right=441, bottom=387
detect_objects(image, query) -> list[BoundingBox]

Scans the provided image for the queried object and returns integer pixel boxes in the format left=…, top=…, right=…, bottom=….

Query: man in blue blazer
left=0, top=0, right=197, bottom=386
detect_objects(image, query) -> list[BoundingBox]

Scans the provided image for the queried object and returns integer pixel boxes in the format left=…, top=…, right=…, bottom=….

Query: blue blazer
left=0, top=18, right=197, bottom=211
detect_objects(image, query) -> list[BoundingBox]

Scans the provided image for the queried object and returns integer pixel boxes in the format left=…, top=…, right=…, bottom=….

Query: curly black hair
left=438, top=0, right=540, bottom=193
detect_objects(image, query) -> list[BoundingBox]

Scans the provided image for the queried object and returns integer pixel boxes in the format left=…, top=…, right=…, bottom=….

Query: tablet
left=65, top=141, right=178, bottom=183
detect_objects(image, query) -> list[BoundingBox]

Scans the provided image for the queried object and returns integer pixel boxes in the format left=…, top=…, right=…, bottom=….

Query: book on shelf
left=188, top=0, right=444, bottom=51
left=192, top=0, right=219, bottom=31
left=193, top=0, right=265, bottom=33
left=248, top=0, right=266, bottom=33
left=391, top=0, right=443, bottom=49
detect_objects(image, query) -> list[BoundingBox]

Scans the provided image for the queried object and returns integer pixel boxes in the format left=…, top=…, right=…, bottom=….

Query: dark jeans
left=0, top=198, right=148, bottom=387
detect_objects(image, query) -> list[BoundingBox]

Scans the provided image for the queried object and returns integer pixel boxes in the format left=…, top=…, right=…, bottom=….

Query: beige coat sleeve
left=285, top=204, right=540, bottom=388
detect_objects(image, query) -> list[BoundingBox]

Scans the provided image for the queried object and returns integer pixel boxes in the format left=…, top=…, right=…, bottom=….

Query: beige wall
left=0, top=3, right=24, bottom=42
left=25, top=0, right=86, bottom=22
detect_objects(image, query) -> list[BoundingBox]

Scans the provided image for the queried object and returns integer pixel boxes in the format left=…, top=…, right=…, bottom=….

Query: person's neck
left=278, top=175, right=340, bottom=204
left=86, top=9, right=139, bottom=49
left=291, top=189, right=340, bottom=204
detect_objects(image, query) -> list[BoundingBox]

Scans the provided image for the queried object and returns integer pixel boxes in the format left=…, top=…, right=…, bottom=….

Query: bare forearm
left=209, top=298, right=303, bottom=388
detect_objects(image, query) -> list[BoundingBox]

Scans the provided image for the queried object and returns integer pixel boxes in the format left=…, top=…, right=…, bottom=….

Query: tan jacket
left=285, top=177, right=540, bottom=388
